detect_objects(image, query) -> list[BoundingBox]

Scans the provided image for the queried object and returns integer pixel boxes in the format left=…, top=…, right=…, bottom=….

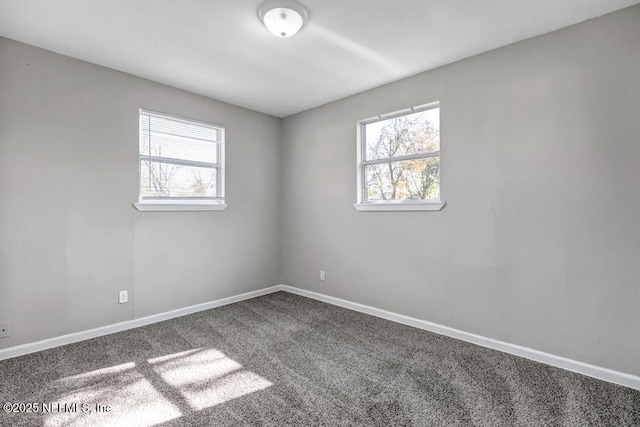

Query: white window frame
left=355, top=102, right=444, bottom=212
left=133, top=109, right=227, bottom=212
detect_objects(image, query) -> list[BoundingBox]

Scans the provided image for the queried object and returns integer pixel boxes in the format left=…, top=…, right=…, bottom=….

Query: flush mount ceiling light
left=258, top=0, right=309, bottom=38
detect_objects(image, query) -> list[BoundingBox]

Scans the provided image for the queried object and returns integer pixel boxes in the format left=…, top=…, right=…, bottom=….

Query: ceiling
left=0, top=1, right=638, bottom=118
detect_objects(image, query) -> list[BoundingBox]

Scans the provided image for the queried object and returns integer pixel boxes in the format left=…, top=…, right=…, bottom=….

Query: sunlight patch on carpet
left=149, top=348, right=273, bottom=410
left=47, top=362, right=182, bottom=426
left=44, top=348, right=272, bottom=426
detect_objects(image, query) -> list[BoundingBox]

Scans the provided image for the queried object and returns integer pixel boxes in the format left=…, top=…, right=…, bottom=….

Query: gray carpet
left=1, top=291, right=639, bottom=426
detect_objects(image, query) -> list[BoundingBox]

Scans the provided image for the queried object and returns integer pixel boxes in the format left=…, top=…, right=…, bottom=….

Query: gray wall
left=281, top=6, right=640, bottom=375
left=2, top=5, right=639, bottom=378
left=0, top=38, right=281, bottom=349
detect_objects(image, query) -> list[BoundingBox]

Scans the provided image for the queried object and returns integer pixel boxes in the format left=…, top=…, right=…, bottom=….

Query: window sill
left=133, top=202, right=228, bottom=212
left=354, top=201, right=445, bottom=212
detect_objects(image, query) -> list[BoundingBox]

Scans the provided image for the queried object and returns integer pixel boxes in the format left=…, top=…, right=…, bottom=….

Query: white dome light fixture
left=258, top=0, right=309, bottom=38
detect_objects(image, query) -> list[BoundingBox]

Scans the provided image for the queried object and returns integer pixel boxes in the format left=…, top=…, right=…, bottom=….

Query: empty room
left=1, top=0, right=639, bottom=425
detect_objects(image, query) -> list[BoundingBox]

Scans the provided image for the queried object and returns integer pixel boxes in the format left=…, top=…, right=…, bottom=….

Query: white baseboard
left=0, top=286, right=282, bottom=361
left=280, top=285, right=640, bottom=391
left=1, top=283, right=638, bottom=391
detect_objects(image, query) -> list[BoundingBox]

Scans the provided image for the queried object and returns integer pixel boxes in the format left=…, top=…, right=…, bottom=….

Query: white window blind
left=138, top=110, right=224, bottom=203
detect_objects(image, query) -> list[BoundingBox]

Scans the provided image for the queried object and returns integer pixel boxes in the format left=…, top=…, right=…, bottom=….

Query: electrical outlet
left=0, top=322, right=10, bottom=338
left=320, top=270, right=326, bottom=281
left=119, top=290, right=128, bottom=304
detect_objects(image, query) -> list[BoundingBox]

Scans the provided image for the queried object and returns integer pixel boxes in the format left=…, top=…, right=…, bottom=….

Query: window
left=355, top=102, right=444, bottom=211
left=134, top=109, right=226, bottom=211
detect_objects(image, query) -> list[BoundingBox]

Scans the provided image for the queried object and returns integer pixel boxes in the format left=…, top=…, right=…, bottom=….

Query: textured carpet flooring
left=1, top=291, right=639, bottom=426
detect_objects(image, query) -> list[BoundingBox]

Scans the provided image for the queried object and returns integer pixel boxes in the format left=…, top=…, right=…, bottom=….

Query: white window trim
left=354, top=201, right=444, bottom=212
left=133, top=200, right=228, bottom=212
left=134, top=109, right=226, bottom=212
left=355, top=102, right=444, bottom=212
